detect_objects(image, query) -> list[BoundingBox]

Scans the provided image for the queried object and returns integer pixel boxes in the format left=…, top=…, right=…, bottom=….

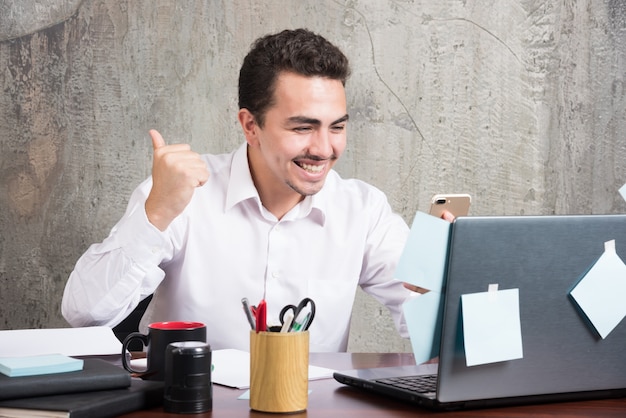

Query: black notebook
left=0, top=378, right=164, bottom=418
left=0, top=358, right=131, bottom=401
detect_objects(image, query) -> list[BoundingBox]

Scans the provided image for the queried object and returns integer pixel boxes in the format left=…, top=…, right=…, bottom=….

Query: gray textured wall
left=1, top=0, right=625, bottom=352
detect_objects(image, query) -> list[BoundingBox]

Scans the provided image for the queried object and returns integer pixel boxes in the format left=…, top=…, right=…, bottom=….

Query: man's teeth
left=299, top=162, right=324, bottom=173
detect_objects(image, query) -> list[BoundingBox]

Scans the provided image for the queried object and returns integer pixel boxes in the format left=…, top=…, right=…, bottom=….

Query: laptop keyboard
left=375, top=374, right=438, bottom=394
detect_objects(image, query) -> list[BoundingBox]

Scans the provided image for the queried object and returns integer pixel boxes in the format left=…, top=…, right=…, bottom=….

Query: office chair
left=112, top=295, right=153, bottom=351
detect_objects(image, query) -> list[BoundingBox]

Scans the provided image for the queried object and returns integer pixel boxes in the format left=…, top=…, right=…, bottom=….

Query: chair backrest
left=113, top=295, right=153, bottom=350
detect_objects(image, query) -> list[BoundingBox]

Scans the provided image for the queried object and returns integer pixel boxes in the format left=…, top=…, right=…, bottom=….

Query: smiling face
left=239, top=71, right=348, bottom=218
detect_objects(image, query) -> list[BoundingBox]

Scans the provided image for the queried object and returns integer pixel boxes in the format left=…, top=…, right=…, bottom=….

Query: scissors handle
left=287, top=297, right=316, bottom=331
left=299, top=297, right=316, bottom=330
left=279, top=304, right=297, bottom=324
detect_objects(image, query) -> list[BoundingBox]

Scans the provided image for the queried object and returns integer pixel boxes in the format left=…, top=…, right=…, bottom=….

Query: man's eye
left=331, top=125, right=346, bottom=132
left=294, top=126, right=312, bottom=133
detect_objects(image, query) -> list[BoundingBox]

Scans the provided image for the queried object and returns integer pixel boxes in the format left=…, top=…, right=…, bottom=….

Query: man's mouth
left=295, top=161, right=324, bottom=174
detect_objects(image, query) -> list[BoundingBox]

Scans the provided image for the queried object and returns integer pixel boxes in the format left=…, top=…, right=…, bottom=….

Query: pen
left=254, top=299, right=267, bottom=332
left=241, top=297, right=256, bottom=330
left=280, top=311, right=294, bottom=333
left=289, top=305, right=311, bottom=332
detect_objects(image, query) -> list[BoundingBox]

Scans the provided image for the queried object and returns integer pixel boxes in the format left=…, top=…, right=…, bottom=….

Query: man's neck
left=260, top=191, right=304, bottom=220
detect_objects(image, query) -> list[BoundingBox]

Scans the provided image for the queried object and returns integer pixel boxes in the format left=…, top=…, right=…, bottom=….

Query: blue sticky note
left=570, top=240, right=626, bottom=339
left=0, top=354, right=84, bottom=377
left=396, top=211, right=451, bottom=291
left=397, top=211, right=451, bottom=364
left=461, top=286, right=523, bottom=367
left=404, top=292, right=444, bottom=363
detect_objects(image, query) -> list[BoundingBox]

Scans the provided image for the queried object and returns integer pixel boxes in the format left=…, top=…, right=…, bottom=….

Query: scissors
left=279, top=297, right=316, bottom=332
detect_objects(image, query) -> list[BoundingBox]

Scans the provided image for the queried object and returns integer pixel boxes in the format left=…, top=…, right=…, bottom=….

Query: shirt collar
left=225, top=143, right=327, bottom=226
left=225, top=143, right=258, bottom=210
left=307, top=179, right=328, bottom=226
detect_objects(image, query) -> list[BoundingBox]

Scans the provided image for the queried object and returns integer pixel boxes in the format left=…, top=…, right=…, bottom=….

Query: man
left=62, top=28, right=431, bottom=352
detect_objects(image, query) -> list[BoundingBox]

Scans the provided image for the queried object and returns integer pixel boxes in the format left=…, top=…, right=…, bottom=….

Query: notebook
left=334, top=214, right=626, bottom=410
left=0, top=378, right=163, bottom=418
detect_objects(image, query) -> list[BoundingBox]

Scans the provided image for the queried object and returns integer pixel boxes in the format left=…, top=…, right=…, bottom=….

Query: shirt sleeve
left=61, top=179, right=175, bottom=328
left=358, top=192, right=413, bottom=338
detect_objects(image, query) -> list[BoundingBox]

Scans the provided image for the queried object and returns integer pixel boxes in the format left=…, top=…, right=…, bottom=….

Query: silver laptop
left=334, top=214, right=626, bottom=410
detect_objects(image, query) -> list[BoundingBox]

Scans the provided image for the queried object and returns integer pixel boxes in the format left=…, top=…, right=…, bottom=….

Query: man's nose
left=308, top=129, right=332, bottom=158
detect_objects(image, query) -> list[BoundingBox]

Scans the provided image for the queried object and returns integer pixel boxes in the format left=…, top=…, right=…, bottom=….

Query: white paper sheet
left=0, top=326, right=122, bottom=357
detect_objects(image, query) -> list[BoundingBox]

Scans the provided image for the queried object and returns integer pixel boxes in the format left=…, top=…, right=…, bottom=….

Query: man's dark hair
left=238, top=28, right=351, bottom=127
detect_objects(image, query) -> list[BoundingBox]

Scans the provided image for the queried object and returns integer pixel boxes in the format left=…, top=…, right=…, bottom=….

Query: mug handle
left=121, top=332, right=149, bottom=374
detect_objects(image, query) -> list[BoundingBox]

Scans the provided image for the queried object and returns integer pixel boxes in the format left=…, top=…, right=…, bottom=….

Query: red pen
left=254, top=299, right=267, bottom=332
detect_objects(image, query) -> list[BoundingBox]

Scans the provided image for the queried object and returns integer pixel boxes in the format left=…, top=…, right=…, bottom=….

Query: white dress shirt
left=62, top=143, right=411, bottom=352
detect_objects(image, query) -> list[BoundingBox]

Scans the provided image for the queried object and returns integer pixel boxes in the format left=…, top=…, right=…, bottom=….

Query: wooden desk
left=121, top=352, right=626, bottom=417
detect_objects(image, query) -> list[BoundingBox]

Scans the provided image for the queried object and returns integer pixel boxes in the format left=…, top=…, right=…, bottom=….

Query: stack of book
left=0, top=356, right=163, bottom=418
left=0, top=327, right=163, bottom=417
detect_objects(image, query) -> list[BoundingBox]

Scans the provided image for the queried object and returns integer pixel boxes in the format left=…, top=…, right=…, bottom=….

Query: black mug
left=164, top=341, right=212, bottom=413
left=121, top=321, right=206, bottom=381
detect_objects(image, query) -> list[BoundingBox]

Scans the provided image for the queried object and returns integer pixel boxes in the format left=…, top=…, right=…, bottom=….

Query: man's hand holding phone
left=429, top=193, right=471, bottom=220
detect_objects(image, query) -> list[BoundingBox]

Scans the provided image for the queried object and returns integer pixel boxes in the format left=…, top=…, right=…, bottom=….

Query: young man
left=62, top=29, right=418, bottom=352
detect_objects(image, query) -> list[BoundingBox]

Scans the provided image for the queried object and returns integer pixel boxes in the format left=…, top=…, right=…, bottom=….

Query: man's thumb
left=149, top=129, right=166, bottom=150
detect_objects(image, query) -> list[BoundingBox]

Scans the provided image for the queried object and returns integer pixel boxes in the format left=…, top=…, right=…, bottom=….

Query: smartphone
left=429, top=193, right=471, bottom=218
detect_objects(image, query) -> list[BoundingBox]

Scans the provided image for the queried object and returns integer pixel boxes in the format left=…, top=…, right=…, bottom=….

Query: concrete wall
left=1, top=0, right=625, bottom=352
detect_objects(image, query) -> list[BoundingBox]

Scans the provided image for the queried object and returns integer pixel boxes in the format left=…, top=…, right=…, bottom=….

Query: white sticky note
left=461, top=287, right=523, bottom=367
left=619, top=183, right=626, bottom=202
left=570, top=240, right=626, bottom=339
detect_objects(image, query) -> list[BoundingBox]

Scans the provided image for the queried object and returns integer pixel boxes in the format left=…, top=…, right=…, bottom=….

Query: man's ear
left=238, top=108, right=259, bottom=147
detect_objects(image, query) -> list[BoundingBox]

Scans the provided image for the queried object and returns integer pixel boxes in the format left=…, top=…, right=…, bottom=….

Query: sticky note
left=570, top=240, right=626, bottom=339
left=397, top=211, right=451, bottom=364
left=404, top=291, right=444, bottom=363
left=619, top=183, right=626, bottom=202
left=0, top=354, right=84, bottom=377
left=461, top=285, right=523, bottom=367
left=396, top=211, right=451, bottom=292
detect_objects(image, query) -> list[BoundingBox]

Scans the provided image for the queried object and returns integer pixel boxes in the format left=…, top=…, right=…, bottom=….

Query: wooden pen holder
left=249, top=330, right=309, bottom=413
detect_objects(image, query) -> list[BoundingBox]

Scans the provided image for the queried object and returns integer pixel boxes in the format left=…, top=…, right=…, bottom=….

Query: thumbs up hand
left=145, top=129, right=210, bottom=231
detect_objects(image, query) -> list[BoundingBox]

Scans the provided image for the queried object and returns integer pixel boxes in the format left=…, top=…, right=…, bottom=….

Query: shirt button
left=272, top=271, right=280, bottom=279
